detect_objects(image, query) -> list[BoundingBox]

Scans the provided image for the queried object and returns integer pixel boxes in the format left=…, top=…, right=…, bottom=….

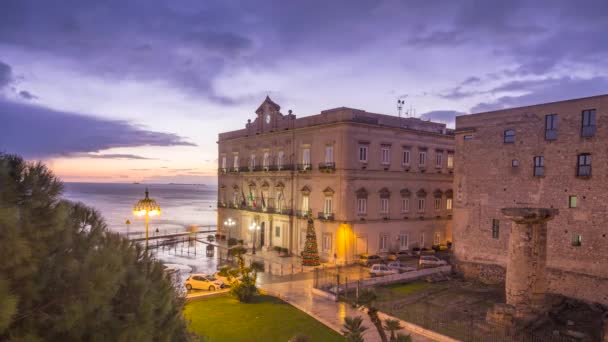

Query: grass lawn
left=184, top=294, right=343, bottom=342
left=386, top=281, right=432, bottom=295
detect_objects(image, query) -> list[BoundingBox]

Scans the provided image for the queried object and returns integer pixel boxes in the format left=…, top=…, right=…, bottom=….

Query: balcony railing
left=268, top=164, right=295, bottom=171
left=297, top=163, right=312, bottom=172
left=217, top=201, right=227, bottom=208
left=229, top=167, right=240, bottom=173
left=318, top=162, right=336, bottom=172
left=218, top=168, right=228, bottom=174
left=296, top=210, right=312, bottom=218
left=318, top=212, right=335, bottom=221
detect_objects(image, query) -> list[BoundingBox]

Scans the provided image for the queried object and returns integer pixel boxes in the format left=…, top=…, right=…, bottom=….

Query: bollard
left=345, top=277, right=348, bottom=301
left=356, top=280, right=360, bottom=305
left=336, top=274, right=340, bottom=302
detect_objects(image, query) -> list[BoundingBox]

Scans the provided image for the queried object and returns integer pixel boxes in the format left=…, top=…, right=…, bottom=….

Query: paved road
left=259, top=274, right=435, bottom=342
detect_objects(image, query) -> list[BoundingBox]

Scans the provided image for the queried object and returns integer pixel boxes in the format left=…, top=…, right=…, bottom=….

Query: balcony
left=296, top=210, right=312, bottom=219
left=217, top=202, right=227, bottom=208
left=218, top=168, right=228, bottom=174
left=318, top=162, right=336, bottom=172
left=229, top=167, right=240, bottom=173
left=297, top=163, right=312, bottom=172
left=269, top=164, right=295, bottom=171
left=318, top=212, right=334, bottom=221
left=276, top=208, right=293, bottom=216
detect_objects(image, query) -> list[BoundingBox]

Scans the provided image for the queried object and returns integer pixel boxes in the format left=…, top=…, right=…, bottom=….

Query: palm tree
left=384, top=319, right=402, bottom=341
left=357, top=289, right=389, bottom=342
left=341, top=316, right=368, bottom=342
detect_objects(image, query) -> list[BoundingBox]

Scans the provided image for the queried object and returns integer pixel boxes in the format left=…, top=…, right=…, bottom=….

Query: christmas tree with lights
left=301, top=219, right=320, bottom=266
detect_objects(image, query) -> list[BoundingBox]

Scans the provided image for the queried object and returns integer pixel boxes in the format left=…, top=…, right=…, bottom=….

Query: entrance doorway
left=260, top=222, right=265, bottom=247
left=356, top=236, right=368, bottom=255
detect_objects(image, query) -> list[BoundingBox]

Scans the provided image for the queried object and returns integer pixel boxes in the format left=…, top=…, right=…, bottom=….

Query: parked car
left=212, top=272, right=241, bottom=287
left=384, top=253, right=398, bottom=261
left=369, top=264, right=398, bottom=277
left=387, top=261, right=417, bottom=273
left=418, top=256, right=448, bottom=268
left=358, top=254, right=384, bottom=267
left=185, top=274, right=224, bottom=291
left=396, top=250, right=414, bottom=260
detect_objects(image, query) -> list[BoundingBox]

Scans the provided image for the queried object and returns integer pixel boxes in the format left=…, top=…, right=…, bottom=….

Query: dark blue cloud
left=0, top=61, right=13, bottom=89
left=0, top=99, right=196, bottom=159
left=470, top=76, right=608, bottom=113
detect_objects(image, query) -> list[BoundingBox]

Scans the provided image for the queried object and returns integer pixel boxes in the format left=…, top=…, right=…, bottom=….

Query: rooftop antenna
left=397, top=95, right=408, bottom=118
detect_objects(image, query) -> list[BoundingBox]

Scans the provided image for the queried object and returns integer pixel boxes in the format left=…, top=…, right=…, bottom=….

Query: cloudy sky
left=1, top=0, right=607, bottom=183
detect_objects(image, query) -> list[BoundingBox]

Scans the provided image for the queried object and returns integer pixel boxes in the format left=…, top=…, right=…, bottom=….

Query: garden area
left=184, top=294, right=342, bottom=342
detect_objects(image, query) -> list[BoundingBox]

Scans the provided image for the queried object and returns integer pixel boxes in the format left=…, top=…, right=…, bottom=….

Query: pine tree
left=0, top=154, right=192, bottom=341
left=301, top=219, right=320, bottom=266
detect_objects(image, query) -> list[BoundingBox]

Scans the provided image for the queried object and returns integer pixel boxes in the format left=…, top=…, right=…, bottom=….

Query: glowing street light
left=133, top=188, right=161, bottom=250
left=224, top=218, right=236, bottom=241
left=249, top=222, right=260, bottom=255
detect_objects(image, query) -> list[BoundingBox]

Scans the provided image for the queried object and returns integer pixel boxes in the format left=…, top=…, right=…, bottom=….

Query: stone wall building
left=217, top=97, right=454, bottom=264
left=454, top=94, right=608, bottom=305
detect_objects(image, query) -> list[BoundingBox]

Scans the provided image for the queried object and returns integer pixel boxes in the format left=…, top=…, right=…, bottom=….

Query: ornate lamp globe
left=133, top=188, right=161, bottom=250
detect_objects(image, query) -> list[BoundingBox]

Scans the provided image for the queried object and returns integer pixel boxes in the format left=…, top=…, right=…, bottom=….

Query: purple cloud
left=0, top=99, right=196, bottom=159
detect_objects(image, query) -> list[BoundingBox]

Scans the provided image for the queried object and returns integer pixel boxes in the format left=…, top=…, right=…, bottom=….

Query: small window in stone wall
left=275, top=226, right=280, bottom=237
left=512, top=160, right=519, bottom=167
left=492, top=219, right=500, bottom=239
left=504, top=129, right=515, bottom=143
left=572, top=234, right=582, bottom=247
left=569, top=196, right=577, bottom=208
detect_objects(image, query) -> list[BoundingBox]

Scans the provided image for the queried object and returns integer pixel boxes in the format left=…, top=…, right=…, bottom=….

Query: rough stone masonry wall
left=453, top=95, right=608, bottom=305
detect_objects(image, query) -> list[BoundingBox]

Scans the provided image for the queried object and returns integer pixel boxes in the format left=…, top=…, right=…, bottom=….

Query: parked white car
left=212, top=271, right=242, bottom=287
left=387, top=261, right=417, bottom=273
left=185, top=274, right=224, bottom=291
left=418, top=256, right=448, bottom=268
left=369, top=264, right=398, bottom=277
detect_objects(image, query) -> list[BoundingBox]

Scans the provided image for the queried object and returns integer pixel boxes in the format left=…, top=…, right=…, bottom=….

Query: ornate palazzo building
left=217, top=97, right=454, bottom=264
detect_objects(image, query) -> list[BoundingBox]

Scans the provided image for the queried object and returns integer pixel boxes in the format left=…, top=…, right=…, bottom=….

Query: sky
left=1, top=0, right=607, bottom=184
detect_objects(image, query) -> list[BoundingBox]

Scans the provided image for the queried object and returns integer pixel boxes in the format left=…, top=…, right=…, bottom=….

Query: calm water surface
left=62, top=182, right=218, bottom=234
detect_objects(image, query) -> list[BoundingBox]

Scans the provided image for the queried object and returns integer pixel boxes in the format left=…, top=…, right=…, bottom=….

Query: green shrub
left=273, top=246, right=282, bottom=252
left=237, top=239, right=244, bottom=245
left=228, top=238, right=238, bottom=246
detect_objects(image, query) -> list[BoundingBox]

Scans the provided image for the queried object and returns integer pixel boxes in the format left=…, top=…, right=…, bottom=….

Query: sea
left=62, top=182, right=220, bottom=277
left=62, top=182, right=218, bottom=234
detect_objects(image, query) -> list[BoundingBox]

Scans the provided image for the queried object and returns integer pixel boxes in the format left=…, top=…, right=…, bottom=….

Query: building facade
left=454, top=94, right=608, bottom=305
left=217, top=97, right=454, bottom=264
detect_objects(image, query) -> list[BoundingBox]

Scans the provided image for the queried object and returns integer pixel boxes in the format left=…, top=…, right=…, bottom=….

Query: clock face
left=265, top=114, right=271, bottom=124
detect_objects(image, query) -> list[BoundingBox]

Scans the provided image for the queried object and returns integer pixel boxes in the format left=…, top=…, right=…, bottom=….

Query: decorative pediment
left=248, top=181, right=257, bottom=189
left=323, top=187, right=335, bottom=196
left=400, top=188, right=411, bottom=197
left=417, top=189, right=427, bottom=198
left=261, top=181, right=270, bottom=190
left=275, top=182, right=285, bottom=190
left=445, top=189, right=453, bottom=198
left=255, top=95, right=281, bottom=115
left=300, top=185, right=311, bottom=196
left=355, top=187, right=368, bottom=199
left=232, top=184, right=240, bottom=191
left=433, top=189, right=444, bottom=198
left=378, top=187, right=391, bottom=198
left=220, top=184, right=226, bottom=189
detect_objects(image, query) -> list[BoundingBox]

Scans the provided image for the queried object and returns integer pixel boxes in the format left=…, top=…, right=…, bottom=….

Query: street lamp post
left=125, top=219, right=131, bottom=238
left=224, top=218, right=236, bottom=241
left=133, top=188, right=161, bottom=251
left=249, top=222, right=260, bottom=255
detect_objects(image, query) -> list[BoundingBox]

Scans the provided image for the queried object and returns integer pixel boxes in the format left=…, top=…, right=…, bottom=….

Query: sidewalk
left=260, top=278, right=435, bottom=342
